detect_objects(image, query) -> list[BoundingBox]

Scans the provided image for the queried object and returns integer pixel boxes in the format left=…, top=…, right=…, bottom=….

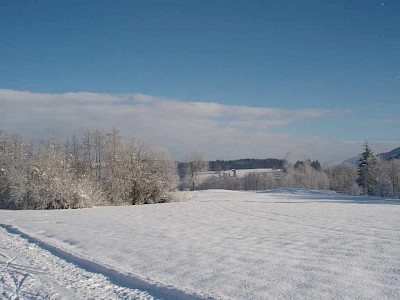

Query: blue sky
left=0, top=1, right=399, bottom=161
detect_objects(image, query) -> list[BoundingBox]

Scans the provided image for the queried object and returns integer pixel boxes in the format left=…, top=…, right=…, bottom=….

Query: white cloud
left=0, top=89, right=397, bottom=162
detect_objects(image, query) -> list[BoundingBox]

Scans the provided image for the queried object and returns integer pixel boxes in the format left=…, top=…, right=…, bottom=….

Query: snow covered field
left=1, top=189, right=400, bottom=299
left=196, top=168, right=281, bottom=182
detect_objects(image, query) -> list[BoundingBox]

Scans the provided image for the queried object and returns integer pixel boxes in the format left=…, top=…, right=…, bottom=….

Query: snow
left=0, top=226, right=152, bottom=299
left=197, top=168, right=280, bottom=182
left=1, top=189, right=400, bottom=299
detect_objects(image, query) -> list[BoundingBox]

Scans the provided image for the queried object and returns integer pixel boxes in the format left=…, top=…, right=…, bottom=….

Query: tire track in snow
left=232, top=202, right=400, bottom=234
left=212, top=201, right=399, bottom=242
left=245, top=207, right=400, bottom=236
left=212, top=193, right=400, bottom=233
left=0, top=226, right=152, bottom=299
left=0, top=224, right=216, bottom=300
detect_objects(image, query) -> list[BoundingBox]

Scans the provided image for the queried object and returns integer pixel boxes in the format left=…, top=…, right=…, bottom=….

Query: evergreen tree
left=357, top=142, right=377, bottom=195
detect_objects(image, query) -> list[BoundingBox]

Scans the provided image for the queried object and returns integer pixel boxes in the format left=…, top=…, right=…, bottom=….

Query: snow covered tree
left=387, top=159, right=400, bottom=197
left=0, top=130, right=10, bottom=206
left=357, top=142, right=378, bottom=195
left=375, top=158, right=400, bottom=197
left=282, top=156, right=329, bottom=190
left=242, top=172, right=277, bottom=190
left=282, top=152, right=295, bottom=188
left=327, top=163, right=357, bottom=194
left=0, top=133, right=33, bottom=209
left=102, top=136, right=178, bottom=205
left=182, top=152, right=208, bottom=191
left=0, top=128, right=177, bottom=209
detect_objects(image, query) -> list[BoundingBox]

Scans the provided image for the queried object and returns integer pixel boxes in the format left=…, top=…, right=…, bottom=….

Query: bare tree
left=327, top=164, right=357, bottom=194
left=183, top=152, right=208, bottom=191
left=0, top=128, right=178, bottom=209
left=387, top=159, right=400, bottom=197
left=103, top=138, right=178, bottom=205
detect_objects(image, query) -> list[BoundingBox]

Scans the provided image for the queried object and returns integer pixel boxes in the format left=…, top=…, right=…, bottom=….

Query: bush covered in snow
left=0, top=128, right=178, bottom=209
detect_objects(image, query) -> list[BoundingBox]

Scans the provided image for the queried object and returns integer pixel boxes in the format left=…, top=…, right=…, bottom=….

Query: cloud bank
left=0, top=89, right=397, bottom=162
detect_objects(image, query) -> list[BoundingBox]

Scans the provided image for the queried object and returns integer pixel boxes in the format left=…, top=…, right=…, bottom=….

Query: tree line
left=190, top=145, right=400, bottom=198
left=198, top=158, right=330, bottom=191
left=0, top=128, right=178, bottom=209
left=354, top=142, right=400, bottom=197
left=208, top=158, right=284, bottom=172
left=1, top=128, right=399, bottom=210
left=324, top=143, right=400, bottom=197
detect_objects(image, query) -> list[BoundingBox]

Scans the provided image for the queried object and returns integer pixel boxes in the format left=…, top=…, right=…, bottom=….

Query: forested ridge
left=209, top=158, right=284, bottom=172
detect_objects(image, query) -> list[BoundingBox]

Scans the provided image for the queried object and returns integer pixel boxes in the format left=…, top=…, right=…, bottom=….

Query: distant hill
left=343, top=156, right=361, bottom=165
left=343, top=146, right=400, bottom=165
left=378, top=147, right=400, bottom=160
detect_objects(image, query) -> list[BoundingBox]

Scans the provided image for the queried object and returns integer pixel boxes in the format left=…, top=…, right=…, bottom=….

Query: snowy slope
left=1, top=189, right=400, bottom=299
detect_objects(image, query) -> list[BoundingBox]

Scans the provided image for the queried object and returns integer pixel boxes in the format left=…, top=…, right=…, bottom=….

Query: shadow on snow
left=0, top=224, right=214, bottom=300
left=256, top=189, right=400, bottom=205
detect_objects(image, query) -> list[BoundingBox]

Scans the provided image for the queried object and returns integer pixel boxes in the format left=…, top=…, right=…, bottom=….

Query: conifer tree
left=357, top=142, right=377, bottom=195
